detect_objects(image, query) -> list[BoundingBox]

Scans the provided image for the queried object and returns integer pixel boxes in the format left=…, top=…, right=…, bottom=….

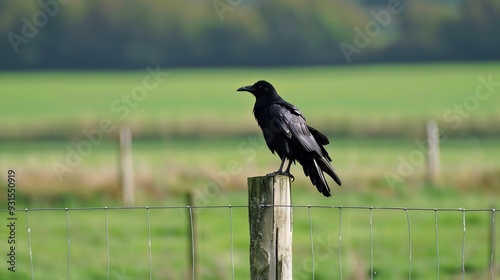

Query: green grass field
left=1, top=63, right=500, bottom=279
left=2, top=62, right=500, bottom=137
left=1, top=137, right=499, bottom=204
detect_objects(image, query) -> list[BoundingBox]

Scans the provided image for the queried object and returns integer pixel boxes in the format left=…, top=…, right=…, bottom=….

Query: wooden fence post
left=248, top=175, right=292, bottom=280
left=186, top=192, right=199, bottom=280
left=119, top=126, right=135, bottom=206
left=426, top=120, right=441, bottom=185
left=490, top=207, right=496, bottom=277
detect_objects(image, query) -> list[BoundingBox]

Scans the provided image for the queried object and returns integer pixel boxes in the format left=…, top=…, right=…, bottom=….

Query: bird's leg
left=266, top=157, right=285, bottom=177
left=266, top=157, right=294, bottom=181
left=283, top=159, right=295, bottom=182
left=277, top=157, right=286, bottom=173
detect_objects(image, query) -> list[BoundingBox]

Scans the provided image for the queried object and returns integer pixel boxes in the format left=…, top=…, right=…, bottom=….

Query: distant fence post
left=426, top=120, right=441, bottom=186
left=490, top=207, right=496, bottom=277
left=119, top=126, right=135, bottom=206
left=186, top=192, right=199, bottom=280
left=248, top=175, right=292, bottom=280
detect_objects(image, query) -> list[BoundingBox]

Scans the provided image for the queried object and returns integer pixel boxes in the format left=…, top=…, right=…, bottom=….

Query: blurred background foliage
left=1, top=0, right=500, bottom=69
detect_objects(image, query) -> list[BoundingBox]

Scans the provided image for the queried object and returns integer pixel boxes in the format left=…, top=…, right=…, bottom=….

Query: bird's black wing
left=269, top=103, right=323, bottom=155
left=275, top=100, right=304, bottom=119
left=308, top=126, right=329, bottom=145
left=269, top=103, right=342, bottom=188
left=274, top=100, right=330, bottom=146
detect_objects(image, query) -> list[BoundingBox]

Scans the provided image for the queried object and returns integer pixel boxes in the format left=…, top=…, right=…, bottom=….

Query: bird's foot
left=266, top=171, right=295, bottom=182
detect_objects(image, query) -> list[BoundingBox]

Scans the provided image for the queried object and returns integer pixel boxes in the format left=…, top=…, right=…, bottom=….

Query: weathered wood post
left=490, top=208, right=496, bottom=277
left=248, top=175, right=292, bottom=280
left=186, top=191, right=199, bottom=280
left=426, top=120, right=441, bottom=185
left=119, top=126, right=135, bottom=205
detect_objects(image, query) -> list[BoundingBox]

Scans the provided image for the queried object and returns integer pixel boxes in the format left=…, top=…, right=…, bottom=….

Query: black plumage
left=237, top=80, right=341, bottom=197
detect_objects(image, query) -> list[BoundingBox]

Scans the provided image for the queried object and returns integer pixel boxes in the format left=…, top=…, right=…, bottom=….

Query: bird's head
left=237, top=80, right=277, bottom=98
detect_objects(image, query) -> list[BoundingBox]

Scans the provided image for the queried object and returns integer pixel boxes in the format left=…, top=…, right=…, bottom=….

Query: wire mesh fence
left=1, top=205, right=499, bottom=280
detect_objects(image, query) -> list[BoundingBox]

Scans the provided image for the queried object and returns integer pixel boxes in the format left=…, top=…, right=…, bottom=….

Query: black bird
left=237, top=80, right=341, bottom=197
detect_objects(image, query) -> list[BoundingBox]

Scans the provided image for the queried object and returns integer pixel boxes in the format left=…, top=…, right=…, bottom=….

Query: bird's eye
left=258, top=85, right=262, bottom=89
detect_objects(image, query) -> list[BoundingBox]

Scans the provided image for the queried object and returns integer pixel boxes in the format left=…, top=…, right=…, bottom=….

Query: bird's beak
left=237, top=85, right=254, bottom=92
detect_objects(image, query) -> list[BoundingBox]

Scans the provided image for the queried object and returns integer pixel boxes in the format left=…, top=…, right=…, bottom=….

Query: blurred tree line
left=1, top=0, right=499, bottom=69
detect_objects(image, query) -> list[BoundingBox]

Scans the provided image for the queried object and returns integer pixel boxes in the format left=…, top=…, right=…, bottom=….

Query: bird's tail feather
left=317, top=156, right=342, bottom=186
left=302, top=157, right=332, bottom=197
left=309, top=126, right=341, bottom=185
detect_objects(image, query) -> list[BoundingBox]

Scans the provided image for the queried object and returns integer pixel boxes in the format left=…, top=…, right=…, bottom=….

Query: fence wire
left=3, top=205, right=498, bottom=280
